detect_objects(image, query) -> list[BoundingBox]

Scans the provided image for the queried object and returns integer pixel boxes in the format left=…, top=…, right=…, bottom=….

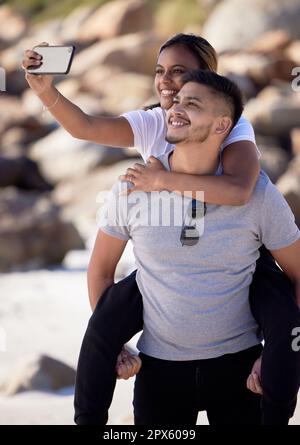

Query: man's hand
left=246, top=355, right=263, bottom=395
left=116, top=347, right=142, bottom=380
left=119, top=156, right=166, bottom=195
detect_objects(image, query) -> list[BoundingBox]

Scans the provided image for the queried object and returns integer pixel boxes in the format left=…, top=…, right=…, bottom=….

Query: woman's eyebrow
left=155, top=64, right=186, bottom=69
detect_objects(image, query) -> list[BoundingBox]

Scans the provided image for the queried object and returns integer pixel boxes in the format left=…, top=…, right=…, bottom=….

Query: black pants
left=134, top=345, right=263, bottom=425
left=74, top=246, right=300, bottom=425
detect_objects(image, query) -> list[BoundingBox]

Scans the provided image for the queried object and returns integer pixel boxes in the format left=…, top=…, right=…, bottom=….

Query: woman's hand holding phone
left=22, top=42, right=54, bottom=96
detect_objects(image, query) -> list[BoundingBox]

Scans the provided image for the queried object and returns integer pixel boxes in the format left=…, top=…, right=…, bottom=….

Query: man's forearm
left=87, top=272, right=114, bottom=311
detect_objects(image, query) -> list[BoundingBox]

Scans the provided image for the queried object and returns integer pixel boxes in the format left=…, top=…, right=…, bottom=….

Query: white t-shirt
left=122, top=107, right=259, bottom=163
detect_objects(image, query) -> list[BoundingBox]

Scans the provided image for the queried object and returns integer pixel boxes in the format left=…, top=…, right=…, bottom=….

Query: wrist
left=155, top=170, right=169, bottom=191
left=38, top=85, right=57, bottom=105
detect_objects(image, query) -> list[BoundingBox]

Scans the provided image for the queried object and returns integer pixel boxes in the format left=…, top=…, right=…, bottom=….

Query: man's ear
left=215, top=116, right=232, bottom=135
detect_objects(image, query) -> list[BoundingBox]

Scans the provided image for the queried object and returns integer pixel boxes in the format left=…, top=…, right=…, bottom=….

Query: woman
left=22, top=33, right=300, bottom=425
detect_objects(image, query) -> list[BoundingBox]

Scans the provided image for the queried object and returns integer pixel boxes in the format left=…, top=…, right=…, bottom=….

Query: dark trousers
left=134, top=345, right=263, bottom=425
left=74, top=246, right=300, bottom=425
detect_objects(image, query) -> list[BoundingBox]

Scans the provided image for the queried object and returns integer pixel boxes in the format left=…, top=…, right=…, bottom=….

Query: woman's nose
left=161, top=71, right=172, bottom=82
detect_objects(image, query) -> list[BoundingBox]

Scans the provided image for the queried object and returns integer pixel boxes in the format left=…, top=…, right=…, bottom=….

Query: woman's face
left=155, top=44, right=202, bottom=110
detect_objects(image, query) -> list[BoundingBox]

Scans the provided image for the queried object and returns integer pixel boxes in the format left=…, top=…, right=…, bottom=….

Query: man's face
left=166, top=82, right=225, bottom=145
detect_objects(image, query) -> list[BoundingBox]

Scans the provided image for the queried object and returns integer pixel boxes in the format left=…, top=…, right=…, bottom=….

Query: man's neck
left=169, top=140, right=221, bottom=175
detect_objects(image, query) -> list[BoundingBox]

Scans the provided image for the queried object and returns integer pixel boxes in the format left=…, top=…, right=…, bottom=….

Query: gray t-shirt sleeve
left=259, top=181, right=300, bottom=250
left=98, top=181, right=131, bottom=241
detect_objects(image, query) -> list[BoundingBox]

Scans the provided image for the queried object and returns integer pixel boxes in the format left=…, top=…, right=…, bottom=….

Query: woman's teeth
left=161, top=90, right=177, bottom=97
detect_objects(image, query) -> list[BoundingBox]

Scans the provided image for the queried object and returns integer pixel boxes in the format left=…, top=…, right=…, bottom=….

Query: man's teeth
left=161, top=89, right=177, bottom=96
left=171, top=121, right=186, bottom=127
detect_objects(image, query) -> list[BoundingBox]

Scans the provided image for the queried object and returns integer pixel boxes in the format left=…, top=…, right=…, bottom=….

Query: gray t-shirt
left=99, top=153, right=300, bottom=361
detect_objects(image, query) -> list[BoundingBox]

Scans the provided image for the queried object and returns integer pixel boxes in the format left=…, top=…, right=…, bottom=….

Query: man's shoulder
left=253, top=170, right=286, bottom=206
left=248, top=170, right=270, bottom=204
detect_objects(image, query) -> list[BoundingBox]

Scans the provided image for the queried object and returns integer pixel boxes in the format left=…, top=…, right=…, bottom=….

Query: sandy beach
left=0, top=241, right=299, bottom=425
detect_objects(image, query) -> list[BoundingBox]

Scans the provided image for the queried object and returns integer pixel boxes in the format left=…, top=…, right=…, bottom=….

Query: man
left=85, top=70, right=300, bottom=424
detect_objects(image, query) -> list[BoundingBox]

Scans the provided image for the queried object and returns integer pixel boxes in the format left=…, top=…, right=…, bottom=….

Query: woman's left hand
left=246, top=355, right=263, bottom=395
left=116, top=347, right=142, bottom=380
left=119, top=156, right=166, bottom=195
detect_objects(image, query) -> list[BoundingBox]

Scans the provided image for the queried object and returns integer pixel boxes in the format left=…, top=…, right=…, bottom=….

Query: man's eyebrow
left=184, top=96, right=204, bottom=103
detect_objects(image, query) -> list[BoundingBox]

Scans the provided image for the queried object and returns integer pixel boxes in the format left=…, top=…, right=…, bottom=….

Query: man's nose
left=172, top=102, right=184, bottom=114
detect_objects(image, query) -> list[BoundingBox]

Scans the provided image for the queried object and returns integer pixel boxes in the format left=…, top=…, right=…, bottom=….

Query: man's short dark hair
left=181, top=70, right=244, bottom=129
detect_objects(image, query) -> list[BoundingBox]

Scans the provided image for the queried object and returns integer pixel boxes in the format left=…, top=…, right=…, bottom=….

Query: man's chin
left=165, top=134, right=184, bottom=144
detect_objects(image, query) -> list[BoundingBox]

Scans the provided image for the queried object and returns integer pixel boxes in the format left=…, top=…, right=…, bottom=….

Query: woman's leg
left=74, top=270, right=143, bottom=425
left=249, top=246, right=300, bottom=425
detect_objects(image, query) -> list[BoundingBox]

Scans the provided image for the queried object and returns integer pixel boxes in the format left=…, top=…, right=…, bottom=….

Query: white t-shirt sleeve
left=259, top=181, right=300, bottom=250
left=222, top=116, right=260, bottom=158
left=121, top=108, right=168, bottom=162
left=98, top=181, right=131, bottom=241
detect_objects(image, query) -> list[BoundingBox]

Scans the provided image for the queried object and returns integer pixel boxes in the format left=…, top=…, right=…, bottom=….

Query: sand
left=0, top=240, right=299, bottom=425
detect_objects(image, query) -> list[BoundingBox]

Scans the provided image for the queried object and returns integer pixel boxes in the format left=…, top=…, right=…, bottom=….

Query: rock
left=218, top=52, right=295, bottom=87
left=203, top=0, right=300, bottom=53
left=0, top=156, right=53, bottom=192
left=0, top=6, right=27, bottom=50
left=1, top=118, right=50, bottom=150
left=285, top=40, right=300, bottom=66
left=71, top=32, right=163, bottom=77
left=21, top=85, right=103, bottom=124
left=30, top=19, right=64, bottom=47
left=257, top=137, right=290, bottom=183
left=221, top=72, right=257, bottom=100
left=81, top=65, right=122, bottom=93
left=53, top=158, right=140, bottom=238
left=291, top=128, right=300, bottom=156
left=277, top=156, right=300, bottom=227
left=246, top=30, right=292, bottom=55
left=30, top=127, right=129, bottom=183
left=59, top=4, right=98, bottom=42
left=0, top=188, right=84, bottom=271
left=0, top=96, right=25, bottom=136
left=78, top=0, right=153, bottom=41
left=244, top=85, right=300, bottom=137
left=1, top=354, right=76, bottom=396
left=88, top=71, right=153, bottom=114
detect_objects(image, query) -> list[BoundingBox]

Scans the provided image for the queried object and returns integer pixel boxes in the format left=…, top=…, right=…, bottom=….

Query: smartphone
left=27, top=45, right=75, bottom=75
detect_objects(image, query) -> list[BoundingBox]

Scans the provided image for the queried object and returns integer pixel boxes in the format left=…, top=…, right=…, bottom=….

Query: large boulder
left=244, top=85, right=300, bottom=137
left=257, top=137, right=290, bottom=183
left=218, top=52, right=295, bottom=88
left=30, top=127, right=130, bottom=183
left=0, top=6, right=27, bottom=50
left=59, top=4, right=99, bottom=42
left=285, top=40, right=300, bottom=66
left=0, top=354, right=76, bottom=396
left=87, top=71, right=153, bottom=114
left=203, top=0, right=300, bottom=53
left=0, top=96, right=25, bottom=136
left=78, top=0, right=153, bottom=41
left=53, top=158, right=140, bottom=237
left=277, top=156, right=300, bottom=228
left=71, top=32, right=163, bottom=77
left=0, top=188, right=84, bottom=271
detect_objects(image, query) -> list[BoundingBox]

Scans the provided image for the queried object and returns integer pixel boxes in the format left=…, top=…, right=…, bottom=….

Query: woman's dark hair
left=181, top=69, right=244, bottom=129
left=144, top=33, right=218, bottom=110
